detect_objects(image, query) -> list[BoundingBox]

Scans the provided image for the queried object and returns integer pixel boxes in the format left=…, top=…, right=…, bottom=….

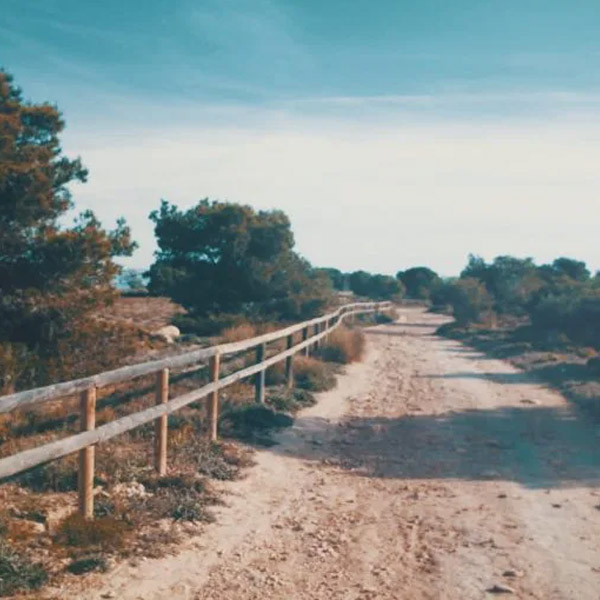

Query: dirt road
left=78, top=308, right=600, bottom=600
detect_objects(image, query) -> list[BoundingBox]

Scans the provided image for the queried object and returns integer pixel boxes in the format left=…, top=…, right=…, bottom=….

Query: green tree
left=461, top=254, right=542, bottom=315
left=147, top=199, right=331, bottom=326
left=397, top=266, right=440, bottom=300
left=348, top=271, right=401, bottom=300
left=445, top=278, right=493, bottom=325
left=0, top=70, right=136, bottom=390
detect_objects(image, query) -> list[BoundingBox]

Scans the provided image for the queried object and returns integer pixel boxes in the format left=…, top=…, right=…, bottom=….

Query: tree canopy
left=0, top=70, right=136, bottom=390
left=147, top=199, right=331, bottom=327
left=396, top=266, right=440, bottom=300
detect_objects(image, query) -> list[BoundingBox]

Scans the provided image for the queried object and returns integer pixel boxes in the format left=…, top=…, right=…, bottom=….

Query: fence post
left=207, top=353, right=220, bottom=442
left=78, top=386, right=96, bottom=519
left=302, top=326, right=309, bottom=356
left=313, top=323, right=321, bottom=352
left=255, top=343, right=266, bottom=404
left=154, top=368, right=169, bottom=476
left=285, top=334, right=294, bottom=389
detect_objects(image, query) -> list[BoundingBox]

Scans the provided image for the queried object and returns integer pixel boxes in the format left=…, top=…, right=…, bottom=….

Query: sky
left=2, top=0, right=600, bottom=276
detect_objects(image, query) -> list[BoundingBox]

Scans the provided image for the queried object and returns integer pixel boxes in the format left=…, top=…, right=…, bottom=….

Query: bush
left=66, top=554, right=108, bottom=575
left=265, top=361, right=286, bottom=385
left=0, top=541, right=47, bottom=596
left=55, top=514, right=130, bottom=552
left=219, top=405, right=293, bottom=444
left=441, top=278, right=494, bottom=325
left=293, top=356, right=337, bottom=391
left=529, top=291, right=600, bottom=349
left=267, top=388, right=316, bottom=413
left=15, top=458, right=78, bottom=492
left=318, top=327, right=365, bottom=364
left=220, top=323, right=258, bottom=343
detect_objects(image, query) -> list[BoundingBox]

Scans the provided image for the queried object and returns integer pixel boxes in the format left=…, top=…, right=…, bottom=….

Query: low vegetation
left=318, top=326, right=366, bottom=364
left=434, top=254, right=600, bottom=420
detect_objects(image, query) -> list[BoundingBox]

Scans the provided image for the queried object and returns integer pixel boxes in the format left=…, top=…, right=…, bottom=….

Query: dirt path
left=75, top=308, right=600, bottom=600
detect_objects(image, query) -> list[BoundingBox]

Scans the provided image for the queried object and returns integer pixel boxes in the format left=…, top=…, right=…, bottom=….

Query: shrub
left=143, top=479, right=216, bottom=523
left=267, top=388, right=316, bottom=413
left=318, top=327, right=365, bottom=364
left=374, top=309, right=398, bottom=324
left=265, top=361, right=286, bottom=385
left=15, top=458, right=78, bottom=492
left=55, top=514, right=130, bottom=552
left=66, top=554, right=108, bottom=575
left=0, top=540, right=48, bottom=596
left=219, top=405, right=293, bottom=444
left=293, top=356, right=337, bottom=391
left=176, top=439, right=253, bottom=481
left=444, top=278, right=494, bottom=325
left=220, top=323, right=258, bottom=343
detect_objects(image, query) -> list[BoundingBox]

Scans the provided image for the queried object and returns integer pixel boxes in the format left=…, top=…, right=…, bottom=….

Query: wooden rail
left=0, top=301, right=392, bottom=517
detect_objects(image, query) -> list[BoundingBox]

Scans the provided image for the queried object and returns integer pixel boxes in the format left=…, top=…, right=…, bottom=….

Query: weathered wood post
left=255, top=343, right=266, bottom=404
left=207, top=353, right=220, bottom=442
left=78, top=386, right=96, bottom=519
left=313, top=323, right=321, bottom=352
left=154, top=368, right=169, bottom=476
left=285, top=334, right=294, bottom=388
left=302, top=326, right=309, bottom=356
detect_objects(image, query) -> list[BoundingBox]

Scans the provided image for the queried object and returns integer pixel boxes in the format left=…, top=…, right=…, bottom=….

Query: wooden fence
left=0, top=301, right=392, bottom=518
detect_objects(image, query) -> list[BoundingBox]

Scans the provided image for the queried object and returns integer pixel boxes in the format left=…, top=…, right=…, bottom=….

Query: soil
left=47, top=308, right=600, bottom=600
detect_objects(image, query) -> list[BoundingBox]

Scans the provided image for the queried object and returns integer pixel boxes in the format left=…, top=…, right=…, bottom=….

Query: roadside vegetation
left=430, top=254, right=600, bottom=419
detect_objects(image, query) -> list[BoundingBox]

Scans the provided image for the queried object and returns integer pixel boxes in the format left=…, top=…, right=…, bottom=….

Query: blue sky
left=2, top=0, right=600, bottom=275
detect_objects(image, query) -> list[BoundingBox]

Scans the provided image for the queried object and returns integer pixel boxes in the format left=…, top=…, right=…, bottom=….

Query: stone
left=153, top=325, right=181, bottom=344
left=487, top=584, right=515, bottom=594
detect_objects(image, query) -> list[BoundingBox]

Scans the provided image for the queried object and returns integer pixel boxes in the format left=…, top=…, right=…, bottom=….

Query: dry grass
left=219, top=321, right=280, bottom=344
left=293, top=356, right=337, bottom=391
left=97, top=296, right=186, bottom=332
left=319, top=326, right=366, bottom=364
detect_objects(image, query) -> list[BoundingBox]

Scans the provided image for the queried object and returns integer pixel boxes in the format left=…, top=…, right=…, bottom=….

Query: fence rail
left=0, top=300, right=392, bottom=517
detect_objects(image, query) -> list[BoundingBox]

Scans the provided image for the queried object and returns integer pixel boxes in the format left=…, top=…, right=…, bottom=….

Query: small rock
left=487, top=583, right=515, bottom=594
left=112, top=482, right=149, bottom=499
left=502, top=569, right=524, bottom=578
left=153, top=325, right=180, bottom=344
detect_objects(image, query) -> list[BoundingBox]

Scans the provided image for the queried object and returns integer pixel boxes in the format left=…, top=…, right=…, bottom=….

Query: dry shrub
left=265, top=361, right=286, bottom=385
left=220, top=323, right=258, bottom=343
left=319, top=327, right=365, bottom=364
left=293, top=356, right=337, bottom=391
left=55, top=513, right=130, bottom=552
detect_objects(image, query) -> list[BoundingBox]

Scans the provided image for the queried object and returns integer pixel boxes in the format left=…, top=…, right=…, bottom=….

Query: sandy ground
left=68, top=308, right=600, bottom=599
